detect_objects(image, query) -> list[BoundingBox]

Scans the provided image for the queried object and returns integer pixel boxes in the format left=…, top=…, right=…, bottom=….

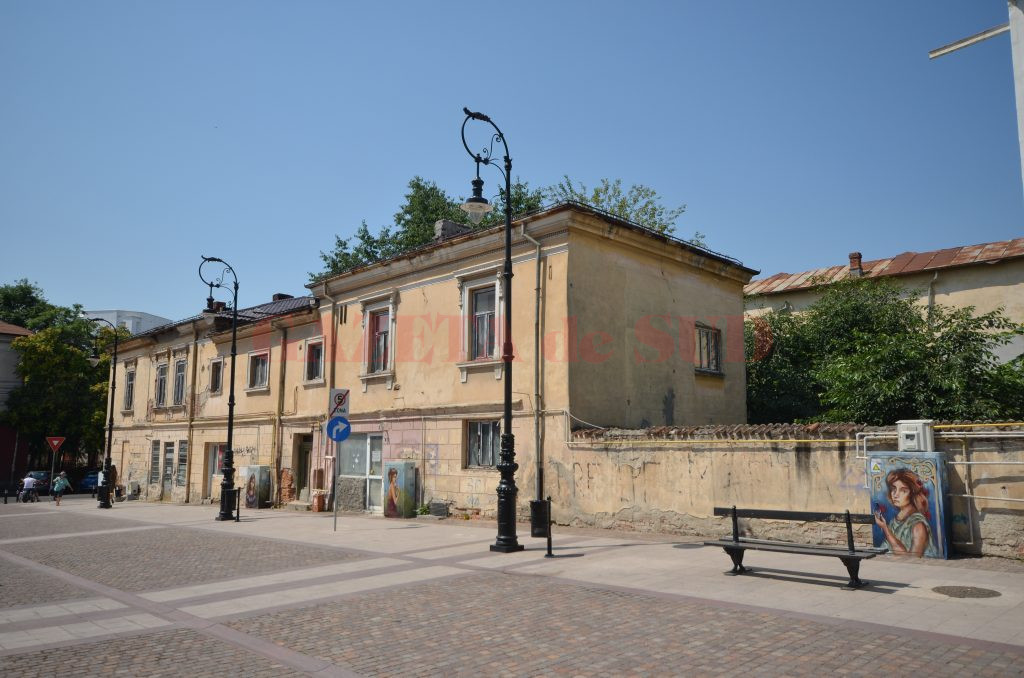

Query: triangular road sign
left=46, top=437, right=65, bottom=453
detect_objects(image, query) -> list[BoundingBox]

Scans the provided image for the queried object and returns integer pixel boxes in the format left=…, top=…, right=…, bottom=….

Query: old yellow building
left=744, top=238, right=1024, bottom=361
left=109, top=203, right=756, bottom=516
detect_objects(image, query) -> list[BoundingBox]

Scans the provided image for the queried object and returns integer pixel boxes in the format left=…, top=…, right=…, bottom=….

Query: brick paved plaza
left=1, top=496, right=1022, bottom=677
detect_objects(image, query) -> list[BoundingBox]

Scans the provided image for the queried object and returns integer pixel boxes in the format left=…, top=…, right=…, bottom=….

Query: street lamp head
left=87, top=344, right=100, bottom=368
left=461, top=177, right=493, bottom=225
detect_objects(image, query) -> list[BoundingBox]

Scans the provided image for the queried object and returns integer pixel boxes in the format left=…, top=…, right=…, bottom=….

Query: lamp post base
left=490, top=542, right=525, bottom=553
left=215, top=488, right=236, bottom=521
left=97, top=486, right=112, bottom=509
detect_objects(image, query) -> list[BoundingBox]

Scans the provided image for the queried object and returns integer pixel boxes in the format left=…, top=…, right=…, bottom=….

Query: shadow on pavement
left=732, top=566, right=908, bottom=592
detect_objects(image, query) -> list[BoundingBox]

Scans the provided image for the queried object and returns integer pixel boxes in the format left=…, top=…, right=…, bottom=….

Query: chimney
left=272, top=293, right=293, bottom=302
left=213, top=301, right=227, bottom=313
left=848, top=251, right=863, bottom=277
left=434, top=219, right=471, bottom=241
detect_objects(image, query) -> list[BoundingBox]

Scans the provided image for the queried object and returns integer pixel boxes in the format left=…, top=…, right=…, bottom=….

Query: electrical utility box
left=896, top=420, right=935, bottom=453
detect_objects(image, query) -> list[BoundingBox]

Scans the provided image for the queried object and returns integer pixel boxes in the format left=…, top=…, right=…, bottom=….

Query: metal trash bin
left=530, top=499, right=550, bottom=538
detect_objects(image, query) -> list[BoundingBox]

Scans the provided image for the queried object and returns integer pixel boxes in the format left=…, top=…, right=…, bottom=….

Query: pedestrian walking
left=52, top=471, right=73, bottom=506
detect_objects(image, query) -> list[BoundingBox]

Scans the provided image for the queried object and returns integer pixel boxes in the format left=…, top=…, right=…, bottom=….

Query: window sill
left=152, top=405, right=186, bottom=414
left=455, top=358, right=503, bottom=383
left=694, top=368, right=724, bottom=378
left=464, top=465, right=498, bottom=471
left=303, top=378, right=326, bottom=388
left=245, top=386, right=271, bottom=394
left=359, top=370, right=395, bottom=392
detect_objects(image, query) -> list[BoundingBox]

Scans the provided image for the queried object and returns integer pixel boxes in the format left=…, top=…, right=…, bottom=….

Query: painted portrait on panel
left=869, top=454, right=949, bottom=559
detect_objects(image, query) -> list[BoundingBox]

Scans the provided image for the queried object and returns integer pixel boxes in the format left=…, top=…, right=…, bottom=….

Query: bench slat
left=712, top=507, right=873, bottom=524
left=703, top=539, right=877, bottom=560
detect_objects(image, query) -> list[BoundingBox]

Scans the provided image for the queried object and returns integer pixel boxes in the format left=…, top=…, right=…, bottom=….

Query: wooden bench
left=703, top=506, right=878, bottom=589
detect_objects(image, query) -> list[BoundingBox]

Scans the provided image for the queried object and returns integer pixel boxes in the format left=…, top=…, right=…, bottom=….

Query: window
left=155, top=364, right=168, bottom=407
left=305, top=338, right=324, bottom=382
left=150, top=440, right=160, bottom=483
left=369, top=311, right=389, bottom=373
left=247, top=351, right=269, bottom=389
left=210, top=359, right=223, bottom=394
left=467, top=421, right=500, bottom=467
left=696, top=325, right=722, bottom=373
left=471, top=287, right=496, bottom=360
left=176, top=441, right=188, bottom=486
left=123, top=370, right=135, bottom=410
left=173, top=359, right=187, bottom=405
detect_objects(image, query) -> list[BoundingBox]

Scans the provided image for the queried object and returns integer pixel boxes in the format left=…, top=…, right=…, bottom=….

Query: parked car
left=79, top=471, right=99, bottom=493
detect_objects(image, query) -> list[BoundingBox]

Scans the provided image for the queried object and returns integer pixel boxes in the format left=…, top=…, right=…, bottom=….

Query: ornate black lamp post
left=86, top=317, right=118, bottom=509
left=460, top=108, right=524, bottom=553
left=199, top=256, right=239, bottom=522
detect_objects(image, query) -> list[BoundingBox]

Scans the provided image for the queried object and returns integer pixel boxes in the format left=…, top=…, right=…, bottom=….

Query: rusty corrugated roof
left=0, top=321, right=32, bottom=336
left=744, top=237, right=1024, bottom=296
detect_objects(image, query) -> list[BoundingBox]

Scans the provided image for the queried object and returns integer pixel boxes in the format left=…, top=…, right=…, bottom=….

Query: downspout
left=185, top=321, right=200, bottom=504
left=323, top=287, right=338, bottom=509
left=272, top=320, right=288, bottom=507
left=927, top=271, right=939, bottom=318
left=520, top=222, right=545, bottom=501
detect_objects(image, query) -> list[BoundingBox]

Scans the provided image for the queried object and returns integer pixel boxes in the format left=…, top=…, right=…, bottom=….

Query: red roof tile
left=0, top=322, right=32, bottom=336
left=745, top=237, right=1024, bottom=296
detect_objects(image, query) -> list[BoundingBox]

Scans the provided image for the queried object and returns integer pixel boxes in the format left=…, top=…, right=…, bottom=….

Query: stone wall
left=555, top=424, right=1024, bottom=559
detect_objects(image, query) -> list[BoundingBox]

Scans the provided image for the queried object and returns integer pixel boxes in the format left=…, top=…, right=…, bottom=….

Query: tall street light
left=199, top=256, right=239, bottom=522
left=460, top=108, right=524, bottom=553
left=86, top=317, right=118, bottom=509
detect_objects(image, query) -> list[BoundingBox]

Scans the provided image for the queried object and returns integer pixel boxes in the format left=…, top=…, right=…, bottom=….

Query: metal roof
left=129, top=296, right=317, bottom=340
left=745, top=237, right=1024, bottom=297
left=0, top=321, right=32, bottom=337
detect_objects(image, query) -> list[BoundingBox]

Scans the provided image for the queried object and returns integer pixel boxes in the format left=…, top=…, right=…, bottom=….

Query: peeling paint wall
left=553, top=434, right=1023, bottom=559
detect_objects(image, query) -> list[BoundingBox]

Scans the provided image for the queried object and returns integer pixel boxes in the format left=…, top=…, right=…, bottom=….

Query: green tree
left=2, top=319, right=116, bottom=469
left=546, top=175, right=703, bottom=245
left=0, top=279, right=80, bottom=331
left=311, top=176, right=546, bottom=281
left=745, top=278, right=1024, bottom=424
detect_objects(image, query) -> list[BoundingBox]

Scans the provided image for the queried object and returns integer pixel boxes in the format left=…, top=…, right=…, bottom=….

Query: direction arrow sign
left=329, top=388, right=350, bottom=417
left=326, top=416, right=351, bottom=443
left=46, top=437, right=65, bottom=453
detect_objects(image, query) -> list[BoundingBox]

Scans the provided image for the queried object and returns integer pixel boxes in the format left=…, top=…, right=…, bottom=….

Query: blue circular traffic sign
left=326, top=416, right=351, bottom=442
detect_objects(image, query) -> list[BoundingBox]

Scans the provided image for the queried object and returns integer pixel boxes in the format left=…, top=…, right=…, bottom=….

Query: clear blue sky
left=2, top=1, right=1021, bottom=322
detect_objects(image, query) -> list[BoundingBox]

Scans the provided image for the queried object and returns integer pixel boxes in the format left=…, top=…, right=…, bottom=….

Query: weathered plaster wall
left=554, top=429, right=1023, bottom=559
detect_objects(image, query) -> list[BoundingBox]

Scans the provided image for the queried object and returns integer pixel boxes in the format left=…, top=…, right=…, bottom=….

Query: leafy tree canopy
left=0, top=281, right=119, bottom=468
left=745, top=278, right=1024, bottom=425
left=311, top=174, right=697, bottom=281
left=0, top=279, right=81, bottom=331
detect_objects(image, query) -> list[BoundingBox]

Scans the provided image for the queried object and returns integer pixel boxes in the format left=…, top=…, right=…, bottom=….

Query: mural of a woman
left=385, top=467, right=399, bottom=518
left=245, top=473, right=257, bottom=509
left=874, top=468, right=938, bottom=558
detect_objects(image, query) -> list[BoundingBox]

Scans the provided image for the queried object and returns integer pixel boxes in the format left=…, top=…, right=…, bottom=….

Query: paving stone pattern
left=0, top=559, right=92, bottom=607
left=229, top=572, right=1024, bottom=677
left=3, top=527, right=364, bottom=591
left=0, top=509, right=142, bottom=541
left=1, top=628, right=309, bottom=678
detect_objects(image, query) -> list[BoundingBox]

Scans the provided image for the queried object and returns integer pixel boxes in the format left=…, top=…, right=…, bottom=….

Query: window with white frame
left=123, top=369, right=135, bottom=410
left=247, top=351, right=269, bottom=390
left=369, top=310, right=389, bottom=373
left=305, top=338, right=324, bottom=382
left=696, top=324, right=722, bottom=374
left=209, top=359, right=223, bottom=394
left=149, top=440, right=160, bottom=483
left=154, top=364, right=168, bottom=407
left=466, top=420, right=500, bottom=468
left=470, top=287, right=496, bottom=360
left=172, top=359, right=187, bottom=405
left=358, top=292, right=397, bottom=390
left=176, top=440, right=188, bottom=486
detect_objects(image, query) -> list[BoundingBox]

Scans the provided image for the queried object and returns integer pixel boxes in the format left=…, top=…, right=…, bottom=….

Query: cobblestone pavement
left=3, top=526, right=364, bottom=592
left=0, top=500, right=1021, bottom=677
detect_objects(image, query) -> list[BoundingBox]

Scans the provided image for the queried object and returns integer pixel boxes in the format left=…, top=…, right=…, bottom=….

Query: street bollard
left=545, top=496, right=554, bottom=558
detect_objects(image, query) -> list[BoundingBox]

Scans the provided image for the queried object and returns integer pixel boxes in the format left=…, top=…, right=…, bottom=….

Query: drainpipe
left=927, top=271, right=939, bottom=318
left=323, top=287, right=338, bottom=509
left=271, top=320, right=288, bottom=507
left=185, top=321, right=201, bottom=504
left=520, top=222, right=545, bottom=501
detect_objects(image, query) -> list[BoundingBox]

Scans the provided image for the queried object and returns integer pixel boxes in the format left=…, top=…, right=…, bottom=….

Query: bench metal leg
left=840, top=557, right=867, bottom=589
left=723, top=547, right=748, bottom=575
